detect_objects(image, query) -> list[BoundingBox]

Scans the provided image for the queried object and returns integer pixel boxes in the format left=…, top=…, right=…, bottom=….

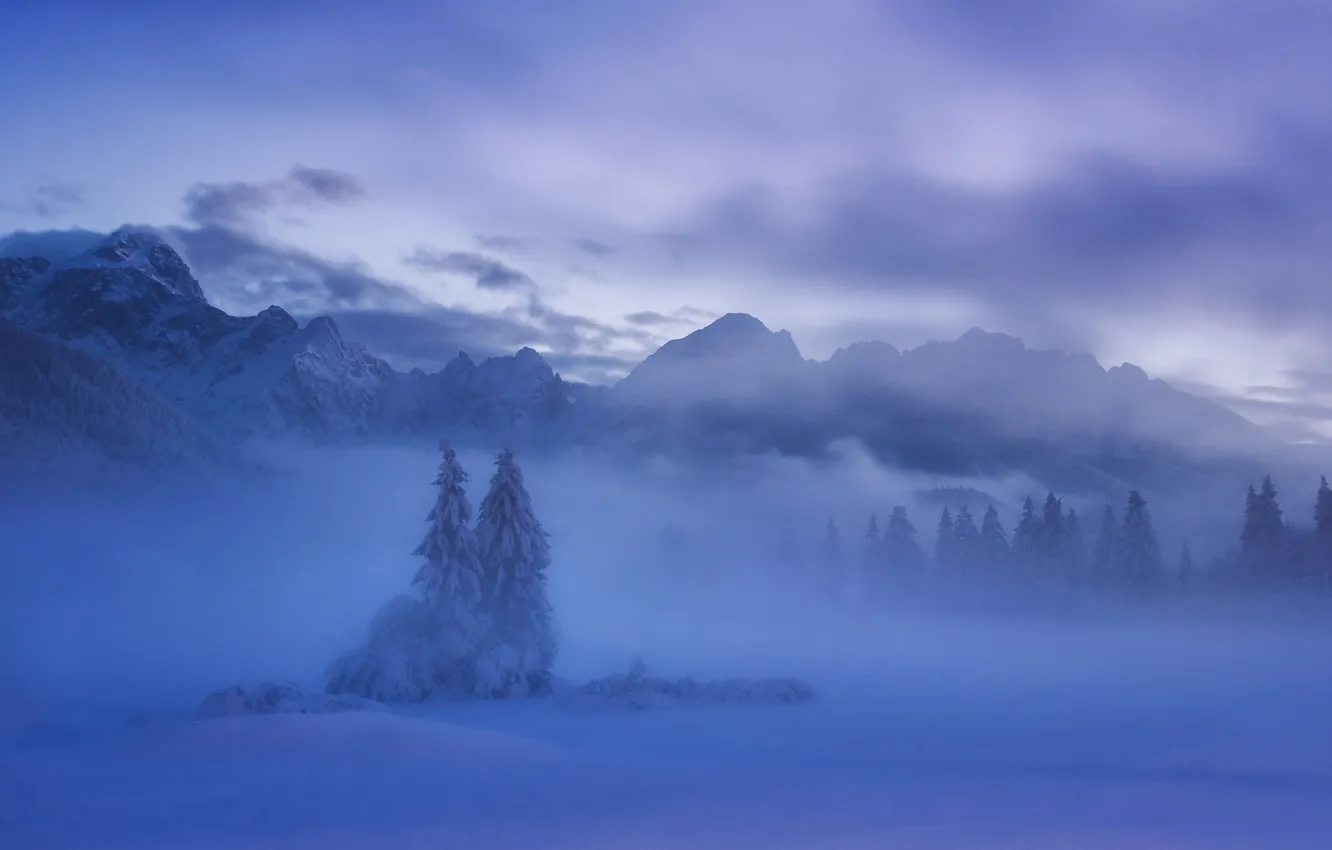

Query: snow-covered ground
left=4, top=451, right=1332, bottom=848
left=5, top=624, right=1332, bottom=850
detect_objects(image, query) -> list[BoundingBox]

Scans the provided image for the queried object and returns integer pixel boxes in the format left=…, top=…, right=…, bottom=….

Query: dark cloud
left=674, top=121, right=1332, bottom=325
left=286, top=166, right=364, bottom=203
left=518, top=295, right=658, bottom=356
left=473, top=234, right=539, bottom=253
left=13, top=183, right=86, bottom=218
left=172, top=225, right=421, bottom=314
left=404, top=248, right=537, bottom=292
left=161, top=168, right=655, bottom=383
left=624, top=310, right=674, bottom=327
left=624, top=307, right=713, bottom=328
left=572, top=237, right=616, bottom=257
left=183, top=165, right=366, bottom=228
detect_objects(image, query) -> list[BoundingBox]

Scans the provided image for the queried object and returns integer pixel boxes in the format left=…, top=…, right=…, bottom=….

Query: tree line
left=806, top=475, right=1332, bottom=597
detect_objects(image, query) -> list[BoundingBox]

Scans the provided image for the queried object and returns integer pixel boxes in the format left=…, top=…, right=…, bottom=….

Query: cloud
left=183, top=166, right=366, bottom=228
left=624, top=307, right=714, bottom=328
left=3, top=183, right=85, bottom=219
left=157, top=172, right=658, bottom=381
left=403, top=248, right=538, bottom=292
left=668, top=122, right=1332, bottom=329
left=473, top=234, right=539, bottom=253
left=172, top=224, right=418, bottom=314
left=572, top=237, right=617, bottom=257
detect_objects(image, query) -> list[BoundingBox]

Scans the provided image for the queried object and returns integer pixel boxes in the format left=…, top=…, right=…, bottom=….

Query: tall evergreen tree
left=1118, top=491, right=1162, bottom=586
left=1091, top=505, right=1118, bottom=581
left=860, top=512, right=883, bottom=596
left=328, top=441, right=488, bottom=702
left=1241, top=476, right=1286, bottom=579
left=952, top=505, right=981, bottom=567
left=883, top=506, right=925, bottom=578
left=935, top=507, right=956, bottom=567
left=1314, top=476, right=1332, bottom=583
left=821, top=517, right=843, bottom=595
left=473, top=449, right=557, bottom=697
left=412, top=441, right=487, bottom=649
left=1176, top=542, right=1194, bottom=590
left=979, top=504, right=1010, bottom=568
left=862, top=512, right=881, bottom=567
left=1040, top=492, right=1066, bottom=564
left=1012, top=496, right=1042, bottom=573
left=1064, top=508, right=1087, bottom=576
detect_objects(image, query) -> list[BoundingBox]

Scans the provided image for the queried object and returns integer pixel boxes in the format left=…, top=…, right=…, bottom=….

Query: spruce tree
left=1091, top=505, right=1118, bottom=581
left=821, top=517, right=843, bottom=596
left=1064, top=508, right=1087, bottom=579
left=935, top=507, right=956, bottom=567
left=1176, top=542, right=1194, bottom=590
left=862, top=512, right=881, bottom=567
left=979, top=505, right=1010, bottom=568
left=861, top=513, right=883, bottom=597
left=327, top=441, right=488, bottom=702
left=1040, top=492, right=1066, bottom=569
left=1118, top=490, right=1162, bottom=586
left=411, top=441, right=488, bottom=661
left=952, top=505, right=981, bottom=567
left=1012, top=496, right=1042, bottom=575
left=883, top=506, right=925, bottom=579
left=473, top=449, right=557, bottom=697
left=1241, top=476, right=1286, bottom=580
left=1314, top=476, right=1332, bottom=584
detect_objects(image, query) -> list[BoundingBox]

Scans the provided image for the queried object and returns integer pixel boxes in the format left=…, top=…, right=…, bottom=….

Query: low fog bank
left=1, top=443, right=1329, bottom=731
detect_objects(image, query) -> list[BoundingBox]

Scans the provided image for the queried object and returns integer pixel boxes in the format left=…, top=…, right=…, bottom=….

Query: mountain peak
left=954, top=327, right=1026, bottom=353
left=65, top=226, right=208, bottom=304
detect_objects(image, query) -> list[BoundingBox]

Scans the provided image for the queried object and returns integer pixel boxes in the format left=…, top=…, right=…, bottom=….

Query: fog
left=2, top=442, right=1330, bottom=733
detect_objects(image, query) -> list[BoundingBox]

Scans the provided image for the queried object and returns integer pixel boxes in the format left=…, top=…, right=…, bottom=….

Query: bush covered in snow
left=325, top=594, right=465, bottom=703
left=195, top=682, right=386, bottom=720
left=562, top=659, right=818, bottom=712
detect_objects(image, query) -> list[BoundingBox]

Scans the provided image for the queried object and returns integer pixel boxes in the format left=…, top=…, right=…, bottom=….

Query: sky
left=2, top=0, right=1331, bottom=436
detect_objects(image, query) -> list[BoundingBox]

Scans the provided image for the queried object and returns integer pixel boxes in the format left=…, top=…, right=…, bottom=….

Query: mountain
left=0, top=226, right=1279, bottom=494
left=0, top=227, right=586, bottom=450
left=0, top=227, right=404, bottom=438
left=408, top=347, right=581, bottom=446
left=610, top=314, right=1273, bottom=490
left=0, top=319, right=238, bottom=474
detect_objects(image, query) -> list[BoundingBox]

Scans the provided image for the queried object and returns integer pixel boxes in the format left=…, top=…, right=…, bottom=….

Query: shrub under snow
left=196, top=682, right=387, bottom=720
left=562, top=659, right=818, bottom=712
left=325, top=594, right=464, bottom=703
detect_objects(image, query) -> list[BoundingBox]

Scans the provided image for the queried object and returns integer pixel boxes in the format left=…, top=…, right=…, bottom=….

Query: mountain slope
left=0, top=226, right=1278, bottom=494
left=0, top=319, right=238, bottom=473
left=610, top=314, right=1273, bottom=489
left=1, top=229, right=419, bottom=439
left=0, top=227, right=588, bottom=445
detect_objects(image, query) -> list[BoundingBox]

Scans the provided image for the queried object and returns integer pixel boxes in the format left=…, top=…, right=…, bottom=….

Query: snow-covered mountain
left=0, top=228, right=404, bottom=438
left=0, top=319, right=238, bottom=475
left=611, top=313, right=1273, bottom=489
left=0, top=226, right=1277, bottom=492
left=0, top=228, right=580, bottom=444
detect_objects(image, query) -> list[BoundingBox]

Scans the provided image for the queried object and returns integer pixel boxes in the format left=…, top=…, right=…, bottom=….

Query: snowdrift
left=195, top=682, right=387, bottom=720
left=563, top=668, right=818, bottom=711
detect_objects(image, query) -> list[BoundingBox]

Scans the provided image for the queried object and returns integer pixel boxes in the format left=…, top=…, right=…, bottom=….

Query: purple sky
left=3, top=0, right=1331, bottom=437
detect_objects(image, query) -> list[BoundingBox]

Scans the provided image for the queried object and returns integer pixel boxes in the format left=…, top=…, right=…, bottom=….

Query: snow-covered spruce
left=472, top=448, right=558, bottom=698
left=326, top=442, right=491, bottom=702
left=411, top=440, right=490, bottom=691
